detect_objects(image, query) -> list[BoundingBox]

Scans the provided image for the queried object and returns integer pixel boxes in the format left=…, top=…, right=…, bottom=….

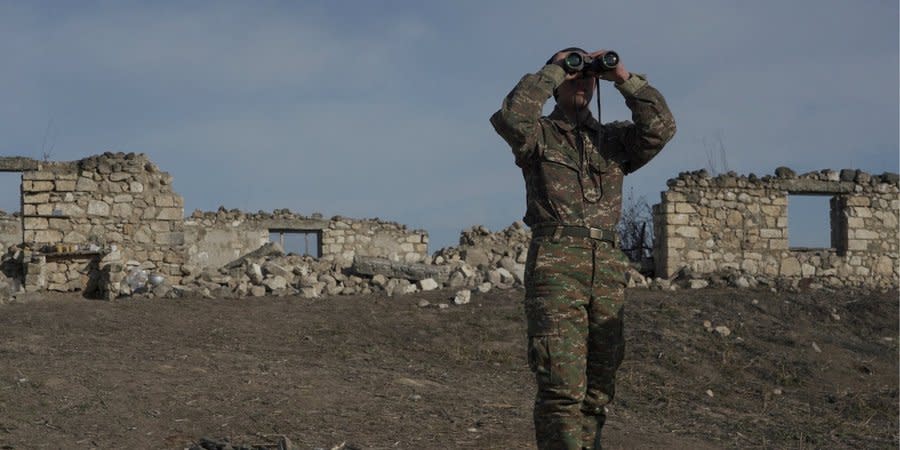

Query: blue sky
left=1, top=1, right=897, bottom=250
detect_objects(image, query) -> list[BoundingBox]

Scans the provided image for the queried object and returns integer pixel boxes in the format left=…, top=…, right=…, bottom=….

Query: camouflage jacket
left=490, top=64, right=676, bottom=232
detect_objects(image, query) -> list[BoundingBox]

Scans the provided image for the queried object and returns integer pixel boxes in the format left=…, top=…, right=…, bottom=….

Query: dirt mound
left=0, top=287, right=896, bottom=449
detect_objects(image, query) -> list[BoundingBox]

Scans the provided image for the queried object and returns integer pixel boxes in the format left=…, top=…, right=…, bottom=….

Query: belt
left=531, top=225, right=618, bottom=246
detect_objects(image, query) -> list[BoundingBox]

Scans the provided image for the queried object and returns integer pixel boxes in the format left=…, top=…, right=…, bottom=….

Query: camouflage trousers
left=524, top=235, right=629, bottom=450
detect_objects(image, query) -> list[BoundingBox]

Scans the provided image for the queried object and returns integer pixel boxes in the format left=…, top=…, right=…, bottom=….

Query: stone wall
left=18, top=152, right=186, bottom=293
left=184, top=209, right=428, bottom=271
left=322, top=215, right=428, bottom=265
left=653, top=168, right=899, bottom=289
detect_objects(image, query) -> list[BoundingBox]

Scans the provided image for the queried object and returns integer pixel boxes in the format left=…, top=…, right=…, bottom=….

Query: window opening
left=787, top=194, right=834, bottom=249
left=0, top=173, right=22, bottom=246
left=0, top=173, right=20, bottom=215
left=269, top=229, right=321, bottom=258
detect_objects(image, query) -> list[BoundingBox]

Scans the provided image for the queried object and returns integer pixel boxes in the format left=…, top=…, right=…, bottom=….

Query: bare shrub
left=617, top=188, right=653, bottom=266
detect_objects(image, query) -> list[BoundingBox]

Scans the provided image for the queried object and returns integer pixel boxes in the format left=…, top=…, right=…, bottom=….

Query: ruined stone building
left=653, top=168, right=899, bottom=289
left=0, top=153, right=428, bottom=296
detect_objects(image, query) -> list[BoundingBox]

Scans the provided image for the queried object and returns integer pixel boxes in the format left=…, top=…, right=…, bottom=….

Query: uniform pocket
left=527, top=335, right=552, bottom=375
left=540, top=145, right=579, bottom=171
left=524, top=297, right=559, bottom=336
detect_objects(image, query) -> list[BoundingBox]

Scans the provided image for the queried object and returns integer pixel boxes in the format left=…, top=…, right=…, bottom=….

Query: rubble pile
left=0, top=247, right=24, bottom=303
left=124, top=223, right=534, bottom=300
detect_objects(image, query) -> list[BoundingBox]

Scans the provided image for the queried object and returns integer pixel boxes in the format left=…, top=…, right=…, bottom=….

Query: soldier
left=489, top=47, right=676, bottom=449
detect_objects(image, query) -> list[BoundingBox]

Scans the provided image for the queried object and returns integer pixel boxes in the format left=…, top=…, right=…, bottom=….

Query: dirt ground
left=0, top=286, right=896, bottom=449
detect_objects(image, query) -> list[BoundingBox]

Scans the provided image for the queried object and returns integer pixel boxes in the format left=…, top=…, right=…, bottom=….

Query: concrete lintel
left=261, top=218, right=329, bottom=231
left=779, top=179, right=855, bottom=195
left=0, top=157, right=40, bottom=172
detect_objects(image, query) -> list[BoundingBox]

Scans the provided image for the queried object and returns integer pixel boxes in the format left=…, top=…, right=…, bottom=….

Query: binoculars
left=562, top=51, right=619, bottom=74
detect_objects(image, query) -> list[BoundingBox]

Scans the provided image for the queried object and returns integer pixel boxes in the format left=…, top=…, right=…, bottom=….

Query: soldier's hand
left=586, top=50, right=631, bottom=84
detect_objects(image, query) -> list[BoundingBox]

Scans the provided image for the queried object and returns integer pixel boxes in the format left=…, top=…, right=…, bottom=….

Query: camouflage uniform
left=490, top=63, right=675, bottom=449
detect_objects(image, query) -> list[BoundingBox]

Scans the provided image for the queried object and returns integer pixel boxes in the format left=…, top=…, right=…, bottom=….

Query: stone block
left=76, top=177, right=98, bottom=191
left=150, top=222, right=171, bottom=232
left=24, top=217, right=48, bottom=230
left=780, top=257, right=801, bottom=276
left=849, top=207, right=872, bottom=218
left=55, top=180, right=76, bottom=191
left=57, top=203, right=85, bottom=216
left=418, top=278, right=439, bottom=291
left=34, top=230, right=63, bottom=243
left=667, top=237, right=686, bottom=249
left=674, top=203, right=696, bottom=214
left=156, top=208, right=183, bottom=221
left=453, top=289, right=472, bottom=305
left=250, top=285, right=267, bottom=297
left=674, top=226, right=699, bottom=238
left=874, top=256, right=894, bottom=275
left=25, top=180, right=54, bottom=192
left=852, top=229, right=879, bottom=240
left=87, top=200, right=110, bottom=216
left=112, top=203, right=133, bottom=217
left=23, top=193, right=50, bottom=204
left=769, top=239, right=788, bottom=250
left=263, top=275, right=288, bottom=291
left=462, top=248, right=490, bottom=268
left=723, top=211, right=741, bottom=227
left=667, top=214, right=689, bottom=225
left=801, top=263, right=816, bottom=277
left=48, top=218, right=72, bottom=231
left=134, top=227, right=152, bottom=243
left=114, top=194, right=133, bottom=203
left=845, top=196, right=870, bottom=207
left=129, top=181, right=144, bottom=193
left=163, top=251, right=183, bottom=264
left=847, top=240, right=867, bottom=251
left=63, top=231, right=87, bottom=244
left=156, top=232, right=185, bottom=246
left=109, top=172, right=130, bottom=182
left=686, top=250, right=705, bottom=260
left=155, top=195, right=176, bottom=207
left=23, top=171, right=55, bottom=181
left=760, top=229, right=782, bottom=239
left=689, top=279, right=708, bottom=289
left=740, top=259, right=759, bottom=274
left=142, top=207, right=157, bottom=219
